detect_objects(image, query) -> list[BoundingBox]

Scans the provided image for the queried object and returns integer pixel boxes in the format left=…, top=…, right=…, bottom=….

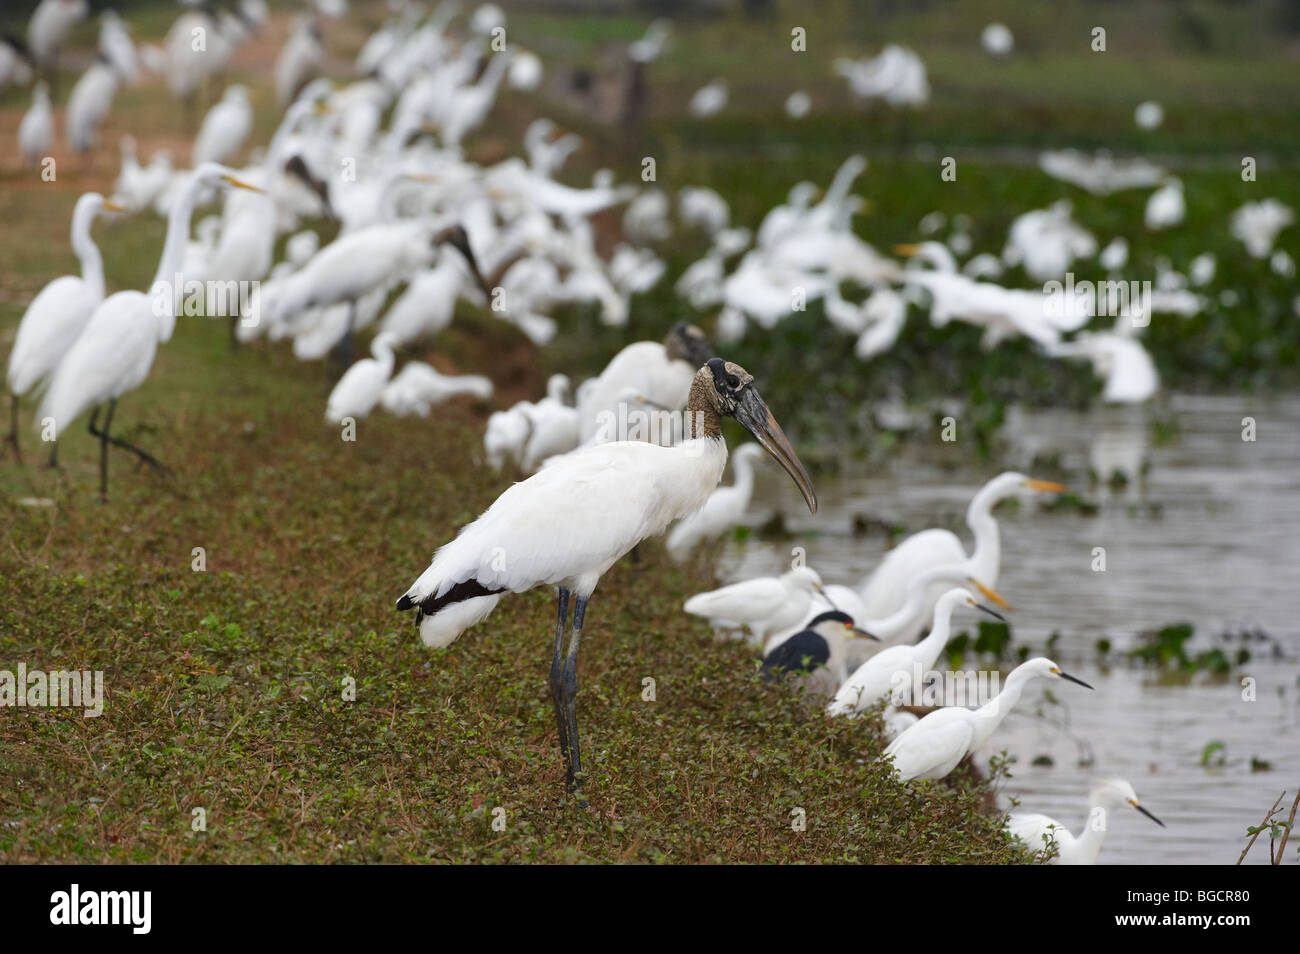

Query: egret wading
left=396, top=359, right=817, bottom=802
left=1007, top=779, right=1164, bottom=865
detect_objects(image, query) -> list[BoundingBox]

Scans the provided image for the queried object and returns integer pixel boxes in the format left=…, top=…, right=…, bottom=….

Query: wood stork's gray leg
left=548, top=587, right=571, bottom=773
left=563, top=595, right=588, bottom=804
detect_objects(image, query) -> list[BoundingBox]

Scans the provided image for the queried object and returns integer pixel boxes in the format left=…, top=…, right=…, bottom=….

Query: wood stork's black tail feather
left=396, top=577, right=505, bottom=622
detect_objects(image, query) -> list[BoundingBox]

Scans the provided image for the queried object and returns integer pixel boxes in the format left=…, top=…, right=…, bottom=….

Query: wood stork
left=684, top=564, right=829, bottom=645
left=396, top=359, right=817, bottom=801
left=7, top=192, right=123, bottom=463
left=26, top=0, right=87, bottom=71
left=17, top=80, right=52, bottom=169
left=827, top=588, right=1003, bottom=717
left=666, top=442, right=762, bottom=560
left=37, top=164, right=262, bottom=498
left=882, top=657, right=1092, bottom=783
left=760, top=609, right=876, bottom=698
left=1007, top=779, right=1164, bottom=864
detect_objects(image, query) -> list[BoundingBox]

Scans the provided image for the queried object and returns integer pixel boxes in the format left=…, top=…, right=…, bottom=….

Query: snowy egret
left=1007, top=779, right=1164, bottom=864
left=396, top=358, right=817, bottom=800
left=17, top=81, right=51, bottom=169
left=684, top=565, right=829, bottom=644
left=883, top=657, right=1092, bottom=782
left=325, top=333, right=397, bottom=424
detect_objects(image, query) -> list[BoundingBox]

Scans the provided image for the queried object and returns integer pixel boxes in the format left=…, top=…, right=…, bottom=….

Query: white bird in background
left=855, top=472, right=1064, bottom=642
left=507, top=49, right=543, bottom=91
left=628, top=18, right=671, bottom=63
left=761, top=610, right=877, bottom=698
left=685, top=564, right=830, bottom=645
left=1049, top=326, right=1160, bottom=404
left=98, top=10, right=138, bottom=85
left=1231, top=199, right=1294, bottom=259
left=1134, top=100, right=1164, bottom=130
left=193, top=85, right=253, bottom=165
left=1007, top=779, right=1165, bottom=864
left=396, top=359, right=817, bottom=800
left=1038, top=150, right=1165, bottom=196
left=17, top=80, right=52, bottom=169
left=38, top=164, right=262, bottom=497
left=883, top=657, right=1093, bottom=782
left=276, top=16, right=325, bottom=107
left=666, top=442, right=763, bottom=560
left=111, top=136, right=175, bottom=212
left=380, top=361, right=493, bottom=417
left=981, top=23, right=1014, bottom=57
left=1, top=34, right=35, bottom=89
left=1144, top=179, right=1185, bottom=231
left=66, top=58, right=121, bottom=155
left=834, top=45, right=929, bottom=108
left=828, top=588, right=1003, bottom=717
left=26, top=0, right=88, bottom=69
left=6, top=192, right=123, bottom=460
left=784, top=91, right=812, bottom=119
left=689, top=79, right=728, bottom=118
left=326, top=332, right=397, bottom=424
left=520, top=374, right=580, bottom=473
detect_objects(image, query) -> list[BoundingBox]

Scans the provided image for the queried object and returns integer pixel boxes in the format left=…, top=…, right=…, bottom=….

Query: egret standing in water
left=397, top=359, right=817, bottom=802
left=1007, top=779, right=1164, bottom=864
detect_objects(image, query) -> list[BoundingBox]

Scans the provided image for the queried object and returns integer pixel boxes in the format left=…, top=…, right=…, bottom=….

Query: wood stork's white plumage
left=37, top=164, right=261, bottom=496
left=761, top=610, right=876, bottom=699
left=855, top=472, right=1064, bottom=642
left=666, top=442, right=762, bottom=559
left=827, top=588, right=1003, bottom=717
left=193, top=85, right=253, bottom=165
left=883, top=657, right=1093, bottom=782
left=685, top=564, right=829, bottom=645
left=397, top=359, right=817, bottom=800
left=1007, top=779, right=1165, bottom=864
left=6, top=191, right=123, bottom=458
left=17, top=80, right=52, bottom=169
left=325, top=332, right=397, bottom=424
left=379, top=361, right=492, bottom=417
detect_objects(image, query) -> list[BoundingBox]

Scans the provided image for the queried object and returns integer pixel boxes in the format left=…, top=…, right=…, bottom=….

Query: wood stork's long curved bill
left=731, top=386, right=817, bottom=514
left=433, top=224, right=492, bottom=299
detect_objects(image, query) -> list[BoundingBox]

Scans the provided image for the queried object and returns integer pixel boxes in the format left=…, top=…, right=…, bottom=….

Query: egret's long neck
left=915, top=602, right=956, bottom=666
left=685, top=369, right=722, bottom=440
left=155, top=174, right=205, bottom=289
left=861, top=566, right=951, bottom=641
left=969, top=668, right=1030, bottom=749
left=70, top=201, right=105, bottom=301
left=1074, top=805, right=1109, bottom=865
left=731, top=451, right=756, bottom=494
left=965, top=484, right=1002, bottom=581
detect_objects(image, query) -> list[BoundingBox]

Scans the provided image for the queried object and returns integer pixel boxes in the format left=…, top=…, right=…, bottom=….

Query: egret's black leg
left=6, top=392, right=20, bottom=462
left=47, top=442, right=58, bottom=470
left=563, top=595, right=588, bottom=805
left=97, top=401, right=114, bottom=498
left=548, top=587, right=571, bottom=775
left=342, top=301, right=356, bottom=369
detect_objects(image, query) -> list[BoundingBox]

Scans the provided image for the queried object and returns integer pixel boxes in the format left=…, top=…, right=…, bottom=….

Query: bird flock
left=5, top=1, right=1242, bottom=863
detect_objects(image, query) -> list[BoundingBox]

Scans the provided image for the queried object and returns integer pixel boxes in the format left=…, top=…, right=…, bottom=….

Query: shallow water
left=716, top=393, right=1300, bottom=865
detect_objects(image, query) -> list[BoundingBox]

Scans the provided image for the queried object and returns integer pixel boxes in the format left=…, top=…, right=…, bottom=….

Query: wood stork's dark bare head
left=694, top=357, right=818, bottom=515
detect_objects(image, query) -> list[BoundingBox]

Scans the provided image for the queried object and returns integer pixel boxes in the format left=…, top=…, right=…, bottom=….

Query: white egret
left=1134, top=101, right=1164, bottom=130
left=883, top=658, right=1093, bottom=782
left=275, top=16, right=324, bottom=106
left=379, top=362, right=492, bottom=417
left=1007, top=779, right=1164, bottom=864
left=26, top=0, right=87, bottom=69
left=1231, top=199, right=1294, bottom=259
left=193, top=85, right=253, bottom=165
left=828, top=588, right=1003, bottom=717
left=98, top=10, right=138, bottom=84
left=784, top=91, right=811, bottom=119
left=37, top=164, right=262, bottom=497
left=666, top=443, right=763, bottom=560
left=17, top=80, right=52, bottom=169
left=7, top=192, right=123, bottom=461
left=66, top=58, right=121, bottom=155
left=0, top=34, right=35, bottom=89
left=982, top=23, right=1014, bottom=57
left=688, top=80, right=728, bottom=118
left=520, top=375, right=580, bottom=473
left=325, top=333, right=398, bottom=424
left=761, top=610, right=876, bottom=699
left=1144, top=179, right=1185, bottom=231
left=685, top=565, right=829, bottom=645
left=855, top=472, right=1064, bottom=640
left=396, top=359, right=817, bottom=800
left=111, top=136, right=175, bottom=212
